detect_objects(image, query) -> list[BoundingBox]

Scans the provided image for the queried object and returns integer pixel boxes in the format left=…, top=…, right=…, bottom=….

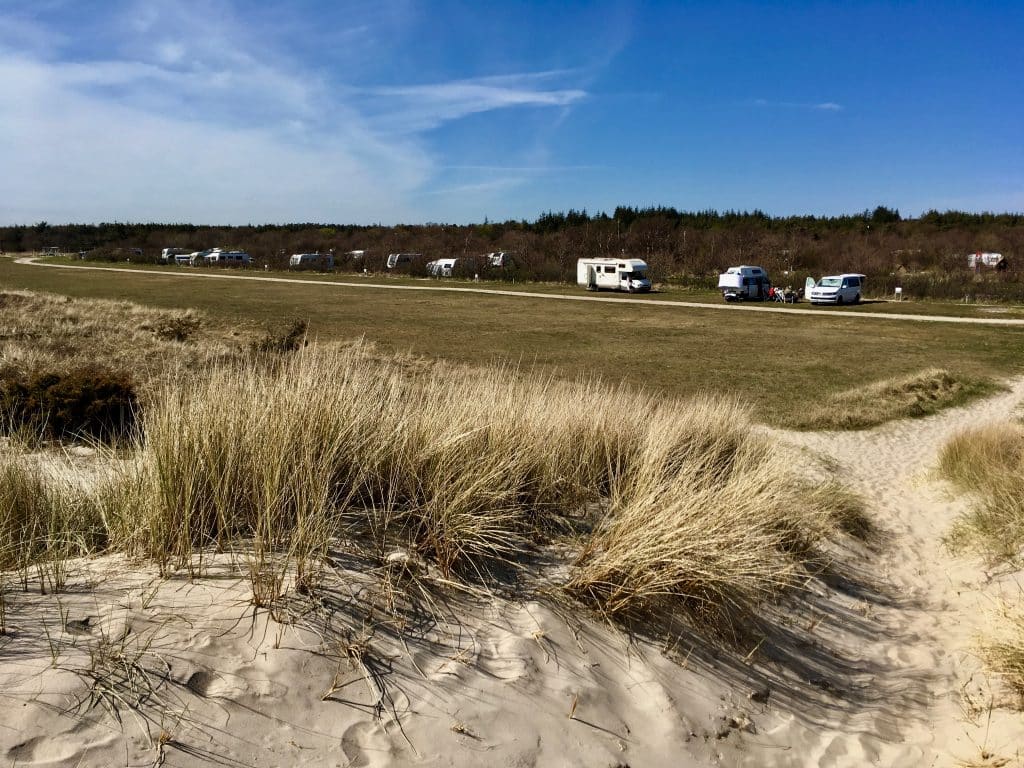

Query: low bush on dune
left=791, top=369, right=1001, bottom=431
left=0, top=367, right=139, bottom=443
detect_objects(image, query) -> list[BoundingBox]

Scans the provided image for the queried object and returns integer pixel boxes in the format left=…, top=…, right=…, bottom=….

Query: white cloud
left=364, top=76, right=587, bottom=133
left=0, top=1, right=590, bottom=223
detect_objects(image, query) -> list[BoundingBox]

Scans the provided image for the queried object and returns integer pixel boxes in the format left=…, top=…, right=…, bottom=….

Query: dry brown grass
left=942, top=424, right=1024, bottom=562
left=979, top=607, right=1024, bottom=704
left=564, top=408, right=858, bottom=630
left=791, top=369, right=1001, bottom=431
left=0, top=288, right=238, bottom=391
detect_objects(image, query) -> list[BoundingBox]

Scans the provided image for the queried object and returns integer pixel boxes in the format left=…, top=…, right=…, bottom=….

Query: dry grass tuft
left=979, top=607, right=1024, bottom=704
left=0, top=453, right=107, bottom=592
left=941, top=424, right=1024, bottom=562
left=564, top=401, right=856, bottom=631
left=791, top=368, right=1001, bottom=431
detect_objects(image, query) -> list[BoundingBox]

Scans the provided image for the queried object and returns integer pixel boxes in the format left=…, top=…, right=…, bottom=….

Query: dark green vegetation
left=5, top=206, right=1024, bottom=301
left=0, top=367, right=138, bottom=443
left=2, top=258, right=1022, bottom=428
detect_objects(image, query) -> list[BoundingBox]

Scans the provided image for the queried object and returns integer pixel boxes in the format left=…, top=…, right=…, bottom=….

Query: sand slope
left=2, top=380, right=1024, bottom=767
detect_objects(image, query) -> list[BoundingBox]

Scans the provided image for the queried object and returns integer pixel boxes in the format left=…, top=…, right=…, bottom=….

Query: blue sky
left=1, top=0, right=1021, bottom=224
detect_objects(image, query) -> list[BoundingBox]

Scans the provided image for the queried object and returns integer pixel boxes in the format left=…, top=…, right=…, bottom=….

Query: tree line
left=2, top=206, right=1022, bottom=300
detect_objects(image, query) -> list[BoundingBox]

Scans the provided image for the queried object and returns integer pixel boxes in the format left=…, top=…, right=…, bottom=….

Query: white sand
left=3, top=381, right=1024, bottom=767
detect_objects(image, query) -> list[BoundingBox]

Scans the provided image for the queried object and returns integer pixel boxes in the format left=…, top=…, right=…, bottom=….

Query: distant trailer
left=161, top=247, right=191, bottom=264
left=968, top=252, right=1006, bottom=270
left=427, top=258, right=458, bottom=277
left=576, top=257, right=652, bottom=292
left=386, top=252, right=422, bottom=269
left=289, top=252, right=334, bottom=270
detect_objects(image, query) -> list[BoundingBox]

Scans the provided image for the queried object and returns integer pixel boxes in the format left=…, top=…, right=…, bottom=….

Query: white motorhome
left=427, top=258, right=458, bottom=277
left=289, top=252, right=334, bottom=270
left=577, top=258, right=652, bottom=292
left=386, top=252, right=422, bottom=269
left=717, top=265, right=771, bottom=301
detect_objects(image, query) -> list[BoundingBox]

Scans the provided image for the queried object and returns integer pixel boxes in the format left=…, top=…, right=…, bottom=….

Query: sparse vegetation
left=979, top=608, right=1024, bottom=701
left=942, top=423, right=1024, bottom=561
left=791, top=369, right=1002, bottom=431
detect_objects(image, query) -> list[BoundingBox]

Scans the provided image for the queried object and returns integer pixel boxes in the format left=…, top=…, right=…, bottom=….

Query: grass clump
left=941, top=423, right=1024, bottom=562
left=790, top=368, right=1001, bottom=431
left=564, top=402, right=857, bottom=632
left=0, top=454, right=106, bottom=592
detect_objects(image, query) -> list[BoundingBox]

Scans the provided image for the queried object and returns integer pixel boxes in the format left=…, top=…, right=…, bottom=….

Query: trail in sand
left=764, top=377, right=1024, bottom=766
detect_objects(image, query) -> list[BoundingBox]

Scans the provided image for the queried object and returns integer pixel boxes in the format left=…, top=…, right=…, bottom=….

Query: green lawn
left=3, top=257, right=1023, bottom=426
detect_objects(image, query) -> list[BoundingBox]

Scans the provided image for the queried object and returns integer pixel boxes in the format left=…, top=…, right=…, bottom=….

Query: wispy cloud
left=753, top=98, right=844, bottom=112
left=363, top=75, right=587, bottom=133
left=0, top=0, right=593, bottom=223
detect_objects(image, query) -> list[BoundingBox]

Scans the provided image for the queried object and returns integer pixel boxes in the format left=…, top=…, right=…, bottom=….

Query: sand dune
left=3, top=380, right=1024, bottom=767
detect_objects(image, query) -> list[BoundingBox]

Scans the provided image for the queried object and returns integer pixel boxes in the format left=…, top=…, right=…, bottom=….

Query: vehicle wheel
left=835, top=296, right=844, bottom=305
left=854, top=294, right=861, bottom=304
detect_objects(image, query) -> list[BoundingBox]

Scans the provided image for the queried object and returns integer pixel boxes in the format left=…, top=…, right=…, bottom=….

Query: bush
left=250, top=319, right=308, bottom=354
left=0, top=367, right=139, bottom=443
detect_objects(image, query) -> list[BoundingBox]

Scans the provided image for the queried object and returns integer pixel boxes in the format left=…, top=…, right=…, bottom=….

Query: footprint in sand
left=184, top=668, right=286, bottom=699
left=341, top=721, right=399, bottom=768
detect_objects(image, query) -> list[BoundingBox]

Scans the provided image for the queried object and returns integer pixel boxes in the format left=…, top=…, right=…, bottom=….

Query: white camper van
left=809, top=273, right=865, bottom=305
left=386, top=252, right=422, bottom=269
left=577, top=258, right=652, bottom=292
left=289, top=252, right=334, bottom=270
left=717, top=265, right=771, bottom=301
left=427, top=258, right=458, bottom=277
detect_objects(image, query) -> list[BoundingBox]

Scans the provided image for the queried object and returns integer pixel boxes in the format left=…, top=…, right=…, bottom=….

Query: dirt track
left=15, top=257, right=1024, bottom=326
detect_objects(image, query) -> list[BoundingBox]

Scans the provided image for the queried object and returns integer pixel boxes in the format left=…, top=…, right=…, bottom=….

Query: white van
left=809, top=274, right=865, bottom=305
left=576, top=258, right=651, bottom=292
left=717, top=265, right=770, bottom=301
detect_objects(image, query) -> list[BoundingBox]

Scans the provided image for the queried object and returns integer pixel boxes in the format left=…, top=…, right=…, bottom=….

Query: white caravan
left=485, top=251, right=514, bottom=268
left=386, top=252, right=422, bottom=269
left=577, top=258, right=652, bottom=292
left=289, top=252, right=334, bottom=270
left=809, top=273, right=865, bottom=305
left=427, top=258, right=458, bottom=277
left=160, top=247, right=191, bottom=264
left=717, top=265, right=771, bottom=301
left=190, top=247, right=250, bottom=266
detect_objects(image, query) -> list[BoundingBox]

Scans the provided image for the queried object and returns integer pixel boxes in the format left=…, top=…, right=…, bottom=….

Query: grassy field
left=2, top=257, right=1023, bottom=427
left=35, top=255, right=1024, bottom=318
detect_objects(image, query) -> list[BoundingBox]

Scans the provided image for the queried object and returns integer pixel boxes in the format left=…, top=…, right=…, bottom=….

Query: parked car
left=809, top=273, right=865, bottom=305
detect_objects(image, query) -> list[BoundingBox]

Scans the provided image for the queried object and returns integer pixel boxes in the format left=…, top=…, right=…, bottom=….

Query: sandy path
left=14, top=256, right=1024, bottom=326
left=761, top=377, right=1024, bottom=766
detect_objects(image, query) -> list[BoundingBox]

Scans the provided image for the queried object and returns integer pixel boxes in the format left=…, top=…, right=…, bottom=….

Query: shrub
left=250, top=319, right=308, bottom=354
left=0, top=367, right=139, bottom=443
